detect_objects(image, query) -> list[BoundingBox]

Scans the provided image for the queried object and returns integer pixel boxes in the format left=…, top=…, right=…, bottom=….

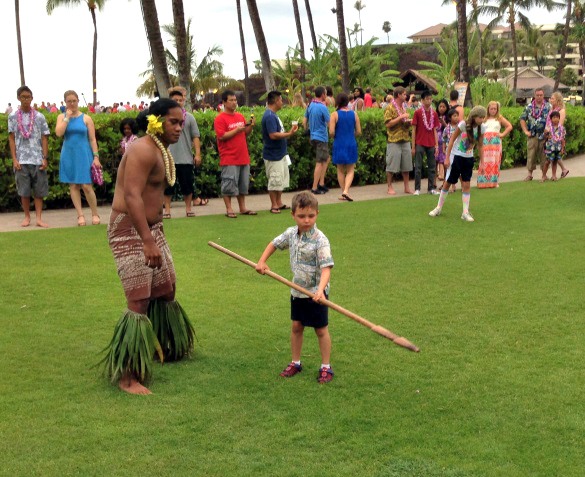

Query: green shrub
left=1, top=105, right=584, bottom=210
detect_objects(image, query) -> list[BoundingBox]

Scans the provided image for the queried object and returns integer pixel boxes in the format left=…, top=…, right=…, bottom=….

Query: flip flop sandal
left=225, top=212, right=237, bottom=218
left=270, top=208, right=281, bottom=214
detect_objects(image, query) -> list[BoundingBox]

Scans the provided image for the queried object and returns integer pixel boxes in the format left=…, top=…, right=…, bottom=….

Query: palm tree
left=172, top=0, right=191, bottom=109
left=235, top=0, right=250, bottom=105
left=468, top=0, right=484, bottom=76
left=292, top=0, right=306, bottom=94
left=140, top=0, right=171, bottom=98
left=570, top=0, right=585, bottom=103
left=554, top=0, right=572, bottom=89
left=455, top=0, right=471, bottom=84
left=245, top=0, right=276, bottom=91
left=304, top=0, right=318, bottom=53
left=332, top=0, right=350, bottom=92
left=354, top=1, right=366, bottom=45
left=46, top=0, right=106, bottom=105
left=479, top=0, right=562, bottom=93
left=382, top=21, right=391, bottom=44
left=15, top=0, right=25, bottom=85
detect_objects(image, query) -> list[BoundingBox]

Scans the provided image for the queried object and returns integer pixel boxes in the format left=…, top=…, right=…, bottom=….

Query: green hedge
left=1, top=106, right=584, bottom=210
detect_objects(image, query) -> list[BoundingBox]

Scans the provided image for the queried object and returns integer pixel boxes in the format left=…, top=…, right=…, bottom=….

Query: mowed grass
left=0, top=179, right=584, bottom=477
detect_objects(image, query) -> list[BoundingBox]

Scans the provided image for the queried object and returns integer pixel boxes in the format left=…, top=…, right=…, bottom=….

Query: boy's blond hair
left=291, top=191, right=319, bottom=212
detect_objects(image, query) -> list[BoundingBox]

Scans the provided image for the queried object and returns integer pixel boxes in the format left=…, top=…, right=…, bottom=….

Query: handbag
left=90, top=164, right=104, bottom=186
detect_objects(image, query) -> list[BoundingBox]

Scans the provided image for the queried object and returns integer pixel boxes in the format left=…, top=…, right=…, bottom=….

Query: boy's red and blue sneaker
left=280, top=362, right=302, bottom=377
left=317, top=366, right=334, bottom=383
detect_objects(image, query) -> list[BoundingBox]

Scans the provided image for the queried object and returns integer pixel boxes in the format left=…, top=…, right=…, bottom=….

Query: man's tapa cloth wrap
left=108, top=211, right=175, bottom=302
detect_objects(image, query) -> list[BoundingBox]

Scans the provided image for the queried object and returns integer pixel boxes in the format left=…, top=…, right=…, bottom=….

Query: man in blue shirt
left=303, top=86, right=330, bottom=194
left=262, top=90, right=298, bottom=213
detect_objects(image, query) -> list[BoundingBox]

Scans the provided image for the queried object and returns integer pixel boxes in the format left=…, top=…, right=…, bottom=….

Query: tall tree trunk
left=335, top=0, right=350, bottom=93
left=455, top=0, right=472, bottom=106
left=15, top=0, right=25, bottom=85
left=554, top=0, right=572, bottom=90
left=236, top=0, right=250, bottom=106
left=245, top=0, right=276, bottom=92
left=507, top=6, right=519, bottom=93
left=141, top=0, right=171, bottom=98
left=292, top=0, right=306, bottom=96
left=90, top=7, right=98, bottom=105
left=471, top=0, right=482, bottom=76
left=304, top=0, right=318, bottom=53
left=172, top=0, right=191, bottom=109
left=456, top=0, right=470, bottom=83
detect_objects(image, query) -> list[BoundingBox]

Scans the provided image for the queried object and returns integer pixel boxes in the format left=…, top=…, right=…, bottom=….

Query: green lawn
left=1, top=180, right=584, bottom=476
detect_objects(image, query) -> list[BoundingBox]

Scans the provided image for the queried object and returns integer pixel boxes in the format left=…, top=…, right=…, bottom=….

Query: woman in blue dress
left=56, top=90, right=102, bottom=226
left=329, top=92, right=362, bottom=201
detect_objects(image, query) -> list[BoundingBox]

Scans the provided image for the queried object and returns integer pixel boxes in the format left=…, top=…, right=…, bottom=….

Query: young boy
left=543, top=111, right=566, bottom=181
left=8, top=86, right=51, bottom=228
left=256, top=191, right=335, bottom=383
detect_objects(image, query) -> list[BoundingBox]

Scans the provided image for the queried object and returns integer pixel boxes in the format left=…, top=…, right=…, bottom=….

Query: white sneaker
left=413, top=190, right=420, bottom=196
left=428, top=207, right=441, bottom=217
left=461, top=212, right=475, bottom=222
left=429, top=189, right=439, bottom=195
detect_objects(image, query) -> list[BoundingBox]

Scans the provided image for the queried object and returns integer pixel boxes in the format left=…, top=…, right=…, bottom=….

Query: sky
left=0, top=0, right=565, bottom=109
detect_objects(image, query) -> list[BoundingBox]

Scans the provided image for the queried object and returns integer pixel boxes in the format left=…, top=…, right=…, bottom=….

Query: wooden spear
left=208, top=241, right=420, bottom=352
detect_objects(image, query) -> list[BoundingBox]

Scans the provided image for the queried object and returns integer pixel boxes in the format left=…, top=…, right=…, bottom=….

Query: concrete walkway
left=2, top=154, right=584, bottom=233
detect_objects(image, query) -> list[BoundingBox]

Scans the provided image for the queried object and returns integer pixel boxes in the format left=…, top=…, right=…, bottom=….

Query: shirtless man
left=102, top=98, right=195, bottom=395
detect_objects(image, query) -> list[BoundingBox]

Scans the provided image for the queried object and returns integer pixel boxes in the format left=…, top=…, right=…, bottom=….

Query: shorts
left=311, top=140, right=329, bottom=163
left=546, top=151, right=562, bottom=162
left=447, top=154, right=474, bottom=184
left=264, top=157, right=290, bottom=191
left=164, top=163, right=194, bottom=197
left=221, top=164, right=250, bottom=196
left=385, top=141, right=413, bottom=173
left=291, top=296, right=329, bottom=329
left=15, top=164, right=49, bottom=198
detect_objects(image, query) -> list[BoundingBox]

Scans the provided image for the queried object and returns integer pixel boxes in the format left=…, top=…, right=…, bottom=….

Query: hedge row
left=1, top=106, right=584, bottom=210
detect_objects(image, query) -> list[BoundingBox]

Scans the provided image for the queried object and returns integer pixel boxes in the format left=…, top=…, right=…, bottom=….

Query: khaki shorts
left=385, top=142, right=413, bottom=173
left=264, top=156, right=290, bottom=191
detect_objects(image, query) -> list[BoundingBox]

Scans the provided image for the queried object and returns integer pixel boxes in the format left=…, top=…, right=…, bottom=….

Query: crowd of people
left=6, top=81, right=573, bottom=393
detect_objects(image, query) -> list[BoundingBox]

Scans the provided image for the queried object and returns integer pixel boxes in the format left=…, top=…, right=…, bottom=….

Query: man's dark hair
left=17, top=86, right=33, bottom=98
left=393, top=86, right=406, bottom=98
left=266, top=90, right=282, bottom=105
left=221, top=89, right=236, bottom=102
left=314, top=86, right=326, bottom=98
left=421, top=90, right=433, bottom=100
left=136, top=98, right=180, bottom=132
left=449, top=90, right=459, bottom=101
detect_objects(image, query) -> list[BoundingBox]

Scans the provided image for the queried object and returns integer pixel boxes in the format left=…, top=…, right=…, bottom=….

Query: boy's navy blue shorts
left=290, top=296, right=328, bottom=329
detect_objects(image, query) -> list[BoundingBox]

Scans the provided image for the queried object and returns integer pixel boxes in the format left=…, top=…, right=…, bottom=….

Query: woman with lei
left=542, top=91, right=569, bottom=181
left=100, top=98, right=194, bottom=395
left=477, top=101, right=513, bottom=189
left=55, top=90, right=102, bottom=226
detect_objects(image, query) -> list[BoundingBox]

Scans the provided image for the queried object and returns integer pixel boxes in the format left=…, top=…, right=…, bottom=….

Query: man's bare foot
left=36, top=220, right=49, bottom=228
left=387, top=188, right=396, bottom=195
left=404, top=189, right=414, bottom=195
left=21, top=217, right=31, bottom=227
left=119, top=376, right=152, bottom=395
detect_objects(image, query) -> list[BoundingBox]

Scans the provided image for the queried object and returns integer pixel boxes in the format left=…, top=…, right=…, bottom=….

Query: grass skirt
left=99, top=310, right=163, bottom=384
left=148, top=299, right=195, bottom=362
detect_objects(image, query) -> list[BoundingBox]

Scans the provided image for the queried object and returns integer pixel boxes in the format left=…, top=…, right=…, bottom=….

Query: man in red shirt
left=411, top=90, right=439, bottom=195
left=213, top=90, right=257, bottom=218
